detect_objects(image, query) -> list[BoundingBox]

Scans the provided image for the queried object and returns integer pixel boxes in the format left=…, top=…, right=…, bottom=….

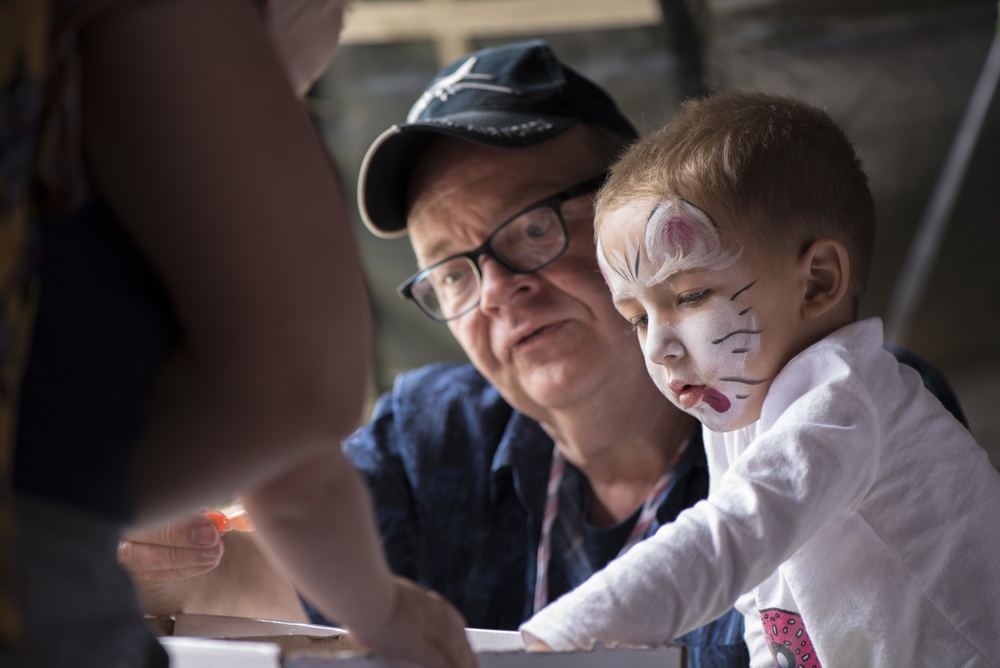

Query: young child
left=519, top=91, right=1000, bottom=666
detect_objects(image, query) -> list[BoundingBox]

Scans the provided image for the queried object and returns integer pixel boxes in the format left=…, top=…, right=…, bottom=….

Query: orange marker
left=204, top=509, right=230, bottom=532
left=224, top=507, right=255, bottom=532
left=203, top=507, right=255, bottom=533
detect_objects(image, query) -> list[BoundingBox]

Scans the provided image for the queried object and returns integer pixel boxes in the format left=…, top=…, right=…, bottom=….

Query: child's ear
left=799, top=238, right=851, bottom=319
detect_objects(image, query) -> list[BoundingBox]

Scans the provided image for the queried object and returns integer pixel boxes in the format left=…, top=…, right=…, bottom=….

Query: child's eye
left=625, top=314, right=648, bottom=335
left=678, top=289, right=710, bottom=306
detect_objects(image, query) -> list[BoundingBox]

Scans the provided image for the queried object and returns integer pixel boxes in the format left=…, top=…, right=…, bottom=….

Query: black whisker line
left=719, top=377, right=768, bottom=385
left=632, top=246, right=641, bottom=280
left=731, top=348, right=749, bottom=354
left=731, top=279, right=758, bottom=301
left=738, top=307, right=752, bottom=316
left=711, top=329, right=762, bottom=345
left=735, top=394, right=750, bottom=399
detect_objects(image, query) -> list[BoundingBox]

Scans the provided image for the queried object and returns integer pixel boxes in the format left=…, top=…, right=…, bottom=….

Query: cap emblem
left=406, top=56, right=520, bottom=122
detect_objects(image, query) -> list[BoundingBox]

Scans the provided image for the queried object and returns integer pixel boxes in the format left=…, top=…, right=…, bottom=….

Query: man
left=123, top=40, right=966, bottom=665
left=347, top=42, right=747, bottom=661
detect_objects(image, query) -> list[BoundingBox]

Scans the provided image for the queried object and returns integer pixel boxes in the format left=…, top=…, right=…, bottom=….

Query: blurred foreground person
left=0, top=1, right=473, bottom=666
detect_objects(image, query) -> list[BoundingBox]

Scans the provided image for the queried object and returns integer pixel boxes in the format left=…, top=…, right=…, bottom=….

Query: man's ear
left=799, top=238, right=851, bottom=319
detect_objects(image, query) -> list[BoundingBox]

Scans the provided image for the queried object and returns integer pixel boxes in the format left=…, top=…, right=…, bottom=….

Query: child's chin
left=696, top=407, right=755, bottom=433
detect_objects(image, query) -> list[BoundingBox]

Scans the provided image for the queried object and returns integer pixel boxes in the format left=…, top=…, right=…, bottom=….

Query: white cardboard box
left=163, top=614, right=685, bottom=667
left=160, top=636, right=281, bottom=668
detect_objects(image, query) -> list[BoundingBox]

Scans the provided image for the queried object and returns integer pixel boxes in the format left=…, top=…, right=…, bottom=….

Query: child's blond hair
left=596, top=91, right=876, bottom=304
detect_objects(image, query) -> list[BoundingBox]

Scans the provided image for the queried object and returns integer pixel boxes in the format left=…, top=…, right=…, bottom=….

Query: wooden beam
left=420, top=0, right=472, bottom=65
left=341, top=0, right=662, bottom=50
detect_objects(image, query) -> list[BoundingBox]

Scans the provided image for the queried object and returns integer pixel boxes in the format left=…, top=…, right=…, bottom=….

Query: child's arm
left=521, top=349, right=881, bottom=650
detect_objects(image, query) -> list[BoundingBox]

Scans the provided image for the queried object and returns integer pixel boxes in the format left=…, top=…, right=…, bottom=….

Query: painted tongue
left=702, top=388, right=731, bottom=413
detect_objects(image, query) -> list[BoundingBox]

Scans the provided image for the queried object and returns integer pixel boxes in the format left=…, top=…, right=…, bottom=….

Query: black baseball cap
left=358, top=40, right=638, bottom=238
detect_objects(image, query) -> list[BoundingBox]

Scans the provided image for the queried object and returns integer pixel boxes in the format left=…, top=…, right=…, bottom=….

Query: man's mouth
left=676, top=384, right=731, bottom=413
left=515, top=327, right=544, bottom=346
left=510, top=322, right=562, bottom=351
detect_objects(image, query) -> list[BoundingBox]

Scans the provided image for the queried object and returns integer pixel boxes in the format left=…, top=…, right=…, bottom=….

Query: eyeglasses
left=398, top=173, right=608, bottom=322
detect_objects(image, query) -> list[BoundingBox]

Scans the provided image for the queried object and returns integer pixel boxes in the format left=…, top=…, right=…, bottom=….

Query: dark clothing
left=7, top=191, right=174, bottom=668
left=883, top=342, right=969, bottom=429
left=319, top=362, right=750, bottom=666
left=1, top=0, right=51, bottom=643
left=2, top=1, right=173, bottom=662
left=15, top=197, right=178, bottom=521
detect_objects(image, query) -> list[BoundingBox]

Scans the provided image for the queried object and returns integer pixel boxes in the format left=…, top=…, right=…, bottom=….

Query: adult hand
left=352, top=577, right=476, bottom=668
left=119, top=512, right=224, bottom=587
left=121, top=510, right=311, bottom=622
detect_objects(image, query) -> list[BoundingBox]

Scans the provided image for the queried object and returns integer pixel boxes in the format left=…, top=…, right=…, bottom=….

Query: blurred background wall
left=308, top=0, right=1000, bottom=467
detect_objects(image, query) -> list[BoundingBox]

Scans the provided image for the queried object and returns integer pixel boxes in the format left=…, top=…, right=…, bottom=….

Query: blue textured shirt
left=314, top=362, right=749, bottom=666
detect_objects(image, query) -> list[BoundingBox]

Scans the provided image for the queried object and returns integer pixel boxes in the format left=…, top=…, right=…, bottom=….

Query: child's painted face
left=597, top=197, right=804, bottom=431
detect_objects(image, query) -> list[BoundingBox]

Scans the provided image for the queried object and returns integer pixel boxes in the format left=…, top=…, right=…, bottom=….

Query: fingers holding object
left=119, top=512, right=225, bottom=584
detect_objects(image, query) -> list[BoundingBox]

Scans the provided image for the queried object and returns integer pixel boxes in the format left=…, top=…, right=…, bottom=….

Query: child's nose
left=645, top=324, right=685, bottom=365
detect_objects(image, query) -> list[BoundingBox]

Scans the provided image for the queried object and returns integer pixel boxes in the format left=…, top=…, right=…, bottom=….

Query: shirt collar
left=489, top=409, right=552, bottom=512
left=487, top=406, right=707, bottom=523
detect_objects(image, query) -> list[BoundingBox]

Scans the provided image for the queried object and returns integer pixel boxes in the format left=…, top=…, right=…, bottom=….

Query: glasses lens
left=410, top=256, right=480, bottom=320
left=491, top=205, right=568, bottom=271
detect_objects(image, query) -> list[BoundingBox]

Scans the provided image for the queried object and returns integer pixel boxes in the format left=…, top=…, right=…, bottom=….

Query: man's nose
left=478, top=255, right=537, bottom=311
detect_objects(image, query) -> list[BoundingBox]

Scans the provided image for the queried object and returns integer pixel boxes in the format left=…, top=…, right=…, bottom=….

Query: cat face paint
left=597, top=196, right=801, bottom=431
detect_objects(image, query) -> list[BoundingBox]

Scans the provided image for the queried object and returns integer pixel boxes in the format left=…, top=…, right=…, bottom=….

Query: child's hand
left=352, top=576, right=476, bottom=668
left=526, top=640, right=553, bottom=652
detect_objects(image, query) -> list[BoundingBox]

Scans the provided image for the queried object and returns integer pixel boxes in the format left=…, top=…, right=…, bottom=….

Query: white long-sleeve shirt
left=521, top=318, right=1000, bottom=666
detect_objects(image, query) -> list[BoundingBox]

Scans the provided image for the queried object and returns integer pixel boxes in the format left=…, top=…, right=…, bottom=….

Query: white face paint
left=597, top=196, right=800, bottom=431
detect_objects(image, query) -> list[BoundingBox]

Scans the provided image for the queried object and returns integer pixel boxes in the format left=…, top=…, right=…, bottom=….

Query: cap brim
left=358, top=110, right=577, bottom=238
